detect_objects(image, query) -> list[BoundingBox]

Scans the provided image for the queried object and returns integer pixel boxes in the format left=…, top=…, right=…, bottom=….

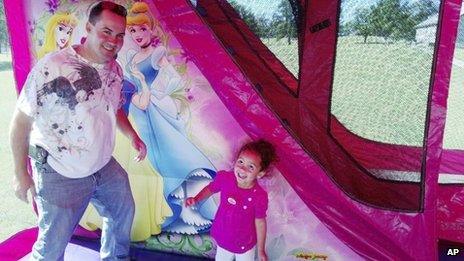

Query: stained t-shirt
left=209, top=170, right=268, bottom=253
left=16, top=46, right=124, bottom=178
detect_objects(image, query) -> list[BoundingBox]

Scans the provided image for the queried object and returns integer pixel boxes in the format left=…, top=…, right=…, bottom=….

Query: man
left=9, top=2, right=146, bottom=260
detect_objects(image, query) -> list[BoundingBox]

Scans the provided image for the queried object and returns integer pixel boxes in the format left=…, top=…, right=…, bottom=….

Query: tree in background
left=370, top=0, right=415, bottom=41
left=0, top=1, right=9, bottom=53
left=230, top=1, right=268, bottom=38
left=350, top=8, right=372, bottom=43
left=348, top=0, right=438, bottom=43
left=411, top=0, right=438, bottom=24
left=230, top=0, right=297, bottom=45
left=273, top=0, right=297, bottom=45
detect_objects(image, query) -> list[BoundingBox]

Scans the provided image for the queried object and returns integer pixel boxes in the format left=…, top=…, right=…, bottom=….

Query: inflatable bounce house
left=1, top=0, right=463, bottom=260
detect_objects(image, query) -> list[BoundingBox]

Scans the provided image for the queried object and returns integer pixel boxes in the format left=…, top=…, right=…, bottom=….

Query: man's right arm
left=9, top=108, right=36, bottom=203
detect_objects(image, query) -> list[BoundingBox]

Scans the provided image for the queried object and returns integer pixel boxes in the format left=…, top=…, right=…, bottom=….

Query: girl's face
left=234, top=150, right=264, bottom=189
left=55, top=23, right=73, bottom=49
left=128, top=24, right=153, bottom=47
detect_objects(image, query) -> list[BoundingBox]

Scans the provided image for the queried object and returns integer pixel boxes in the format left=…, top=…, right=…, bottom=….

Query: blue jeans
left=31, top=157, right=135, bottom=261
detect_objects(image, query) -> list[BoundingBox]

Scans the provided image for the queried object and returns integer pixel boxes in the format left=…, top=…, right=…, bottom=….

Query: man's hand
left=131, top=136, right=147, bottom=162
left=13, top=173, right=36, bottom=203
left=116, top=108, right=147, bottom=161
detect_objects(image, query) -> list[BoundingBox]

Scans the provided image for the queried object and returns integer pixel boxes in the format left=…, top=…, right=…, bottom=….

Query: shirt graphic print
left=17, top=46, right=123, bottom=178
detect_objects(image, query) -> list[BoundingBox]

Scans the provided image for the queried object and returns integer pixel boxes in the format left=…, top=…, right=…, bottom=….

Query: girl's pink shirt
left=208, top=170, right=268, bottom=253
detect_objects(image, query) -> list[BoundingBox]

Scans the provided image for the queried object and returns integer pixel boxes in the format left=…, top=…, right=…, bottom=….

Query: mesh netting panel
left=331, top=0, right=439, bottom=146
left=226, top=0, right=300, bottom=77
left=443, top=12, right=464, bottom=149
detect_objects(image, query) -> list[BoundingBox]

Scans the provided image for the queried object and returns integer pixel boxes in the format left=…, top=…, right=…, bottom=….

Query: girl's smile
left=234, top=150, right=264, bottom=189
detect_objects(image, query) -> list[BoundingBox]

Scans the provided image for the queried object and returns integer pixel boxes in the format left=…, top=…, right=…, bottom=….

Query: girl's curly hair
left=239, top=139, right=277, bottom=171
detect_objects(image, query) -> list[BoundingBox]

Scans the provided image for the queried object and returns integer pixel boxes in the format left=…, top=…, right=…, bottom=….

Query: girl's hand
left=131, top=135, right=147, bottom=162
left=258, top=250, right=268, bottom=261
left=185, top=197, right=196, bottom=207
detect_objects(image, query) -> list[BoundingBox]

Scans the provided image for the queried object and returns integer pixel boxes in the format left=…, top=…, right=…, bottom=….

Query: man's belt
left=28, top=145, right=48, bottom=164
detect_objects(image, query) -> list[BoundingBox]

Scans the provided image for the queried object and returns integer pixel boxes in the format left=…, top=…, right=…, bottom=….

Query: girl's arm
left=256, top=218, right=268, bottom=261
left=185, top=185, right=213, bottom=207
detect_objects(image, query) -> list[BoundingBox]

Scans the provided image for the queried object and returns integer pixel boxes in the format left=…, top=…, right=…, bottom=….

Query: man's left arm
left=116, top=108, right=147, bottom=162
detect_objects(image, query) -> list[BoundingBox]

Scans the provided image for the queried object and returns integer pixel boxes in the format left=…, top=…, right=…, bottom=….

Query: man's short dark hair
left=88, top=1, right=127, bottom=25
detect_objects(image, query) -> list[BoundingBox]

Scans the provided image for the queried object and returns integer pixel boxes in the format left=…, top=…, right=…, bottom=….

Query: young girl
left=186, top=139, right=277, bottom=261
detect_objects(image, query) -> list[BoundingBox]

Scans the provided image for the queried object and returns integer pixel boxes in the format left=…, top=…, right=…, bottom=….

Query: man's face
left=86, top=9, right=126, bottom=63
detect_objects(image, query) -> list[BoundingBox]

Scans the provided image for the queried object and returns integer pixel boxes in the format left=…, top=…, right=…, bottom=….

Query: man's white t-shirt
left=16, top=46, right=124, bottom=178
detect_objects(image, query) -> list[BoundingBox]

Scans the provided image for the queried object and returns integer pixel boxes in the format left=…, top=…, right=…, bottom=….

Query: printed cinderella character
left=125, top=2, right=217, bottom=234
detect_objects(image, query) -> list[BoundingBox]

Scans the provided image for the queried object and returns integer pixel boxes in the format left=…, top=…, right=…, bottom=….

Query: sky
left=189, top=0, right=441, bottom=23
left=231, top=0, right=377, bottom=20
left=189, top=0, right=281, bottom=19
left=233, top=0, right=281, bottom=19
left=231, top=0, right=440, bottom=22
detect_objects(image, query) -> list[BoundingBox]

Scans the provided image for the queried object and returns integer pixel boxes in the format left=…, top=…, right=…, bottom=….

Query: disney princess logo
left=294, top=252, right=328, bottom=260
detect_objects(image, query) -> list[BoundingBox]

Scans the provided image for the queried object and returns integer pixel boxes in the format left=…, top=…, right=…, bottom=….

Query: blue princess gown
left=126, top=47, right=218, bottom=234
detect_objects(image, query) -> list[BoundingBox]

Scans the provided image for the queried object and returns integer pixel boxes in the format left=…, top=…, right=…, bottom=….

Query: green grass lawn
left=453, top=47, right=464, bottom=61
left=331, top=36, right=433, bottom=146
left=263, top=38, right=299, bottom=77
left=263, top=36, right=464, bottom=149
left=0, top=53, right=36, bottom=242
left=443, top=47, right=464, bottom=149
